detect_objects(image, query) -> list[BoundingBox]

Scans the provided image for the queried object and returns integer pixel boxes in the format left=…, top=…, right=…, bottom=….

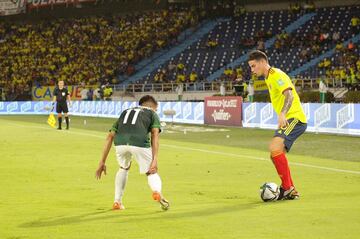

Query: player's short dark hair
left=139, top=95, right=158, bottom=106
left=247, top=50, right=268, bottom=62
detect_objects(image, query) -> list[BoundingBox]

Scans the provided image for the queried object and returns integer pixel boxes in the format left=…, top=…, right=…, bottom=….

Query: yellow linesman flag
left=47, top=113, right=57, bottom=128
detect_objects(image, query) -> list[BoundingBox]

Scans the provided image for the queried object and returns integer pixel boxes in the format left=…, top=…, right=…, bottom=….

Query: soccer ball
left=260, top=182, right=280, bottom=202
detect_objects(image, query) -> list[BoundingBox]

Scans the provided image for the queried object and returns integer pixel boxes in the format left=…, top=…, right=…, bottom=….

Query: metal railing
left=112, top=78, right=347, bottom=93
left=294, top=78, right=347, bottom=89
left=113, top=81, right=233, bottom=93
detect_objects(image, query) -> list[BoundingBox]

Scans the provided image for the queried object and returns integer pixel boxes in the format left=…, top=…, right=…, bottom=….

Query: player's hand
left=69, top=101, right=72, bottom=107
left=147, top=160, right=158, bottom=175
left=278, top=113, right=289, bottom=129
left=95, top=162, right=107, bottom=179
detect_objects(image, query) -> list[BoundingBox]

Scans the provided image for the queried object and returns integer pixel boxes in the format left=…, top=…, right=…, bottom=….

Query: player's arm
left=51, top=95, right=56, bottom=111
left=52, top=95, right=56, bottom=103
left=52, top=88, right=57, bottom=108
left=66, top=92, right=72, bottom=106
left=148, top=128, right=160, bottom=175
left=96, top=131, right=115, bottom=179
left=278, top=88, right=294, bottom=128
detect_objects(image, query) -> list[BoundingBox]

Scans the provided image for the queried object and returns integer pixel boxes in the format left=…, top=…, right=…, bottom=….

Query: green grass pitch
left=0, top=115, right=360, bottom=239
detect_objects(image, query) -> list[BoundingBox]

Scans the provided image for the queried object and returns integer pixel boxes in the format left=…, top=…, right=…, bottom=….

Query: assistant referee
left=52, top=80, right=72, bottom=130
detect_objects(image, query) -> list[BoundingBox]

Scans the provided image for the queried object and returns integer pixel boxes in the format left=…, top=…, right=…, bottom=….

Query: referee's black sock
left=58, top=117, right=62, bottom=129
left=65, top=117, right=69, bottom=129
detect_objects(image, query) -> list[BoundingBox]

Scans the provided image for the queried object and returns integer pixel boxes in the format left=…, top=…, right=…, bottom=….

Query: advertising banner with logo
left=242, top=102, right=360, bottom=136
left=204, top=96, right=242, bottom=126
left=0, top=101, right=52, bottom=115
left=1, top=101, right=359, bottom=136
left=0, top=101, right=204, bottom=124
left=68, top=101, right=204, bottom=124
left=157, top=101, right=204, bottom=124
left=27, top=0, right=95, bottom=9
left=0, top=0, right=26, bottom=16
left=252, top=79, right=297, bottom=92
left=32, top=85, right=92, bottom=101
left=253, top=80, right=268, bottom=92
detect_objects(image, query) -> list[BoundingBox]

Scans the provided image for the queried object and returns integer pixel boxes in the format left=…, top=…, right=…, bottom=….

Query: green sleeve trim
left=151, top=112, right=161, bottom=132
left=109, top=127, right=117, bottom=132
left=109, top=120, right=119, bottom=133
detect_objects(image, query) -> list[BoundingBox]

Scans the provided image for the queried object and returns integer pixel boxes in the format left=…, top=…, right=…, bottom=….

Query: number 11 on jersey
left=123, top=108, right=141, bottom=124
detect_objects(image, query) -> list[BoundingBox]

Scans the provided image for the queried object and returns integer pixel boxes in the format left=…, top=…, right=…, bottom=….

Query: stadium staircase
left=121, top=19, right=229, bottom=85
left=289, top=33, right=360, bottom=77
left=206, top=12, right=316, bottom=81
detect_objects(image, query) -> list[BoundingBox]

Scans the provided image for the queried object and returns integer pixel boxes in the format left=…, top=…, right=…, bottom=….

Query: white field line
left=162, top=144, right=360, bottom=175
left=5, top=122, right=360, bottom=175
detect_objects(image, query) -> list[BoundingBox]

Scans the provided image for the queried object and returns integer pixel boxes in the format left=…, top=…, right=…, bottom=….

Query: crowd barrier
left=243, top=102, right=360, bottom=136
left=1, top=101, right=359, bottom=136
left=0, top=101, right=204, bottom=125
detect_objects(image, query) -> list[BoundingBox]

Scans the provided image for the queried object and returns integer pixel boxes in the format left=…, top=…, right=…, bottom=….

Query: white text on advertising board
left=211, top=109, right=232, bottom=122
left=207, top=99, right=238, bottom=108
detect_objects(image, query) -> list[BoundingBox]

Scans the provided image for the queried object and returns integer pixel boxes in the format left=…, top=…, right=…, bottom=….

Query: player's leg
left=269, top=136, right=299, bottom=200
left=148, top=175, right=169, bottom=210
left=113, top=146, right=132, bottom=210
left=56, top=104, right=62, bottom=130
left=113, top=167, right=129, bottom=210
left=132, top=146, right=169, bottom=210
left=272, top=119, right=307, bottom=200
left=63, top=104, right=69, bottom=130
left=269, top=136, right=294, bottom=190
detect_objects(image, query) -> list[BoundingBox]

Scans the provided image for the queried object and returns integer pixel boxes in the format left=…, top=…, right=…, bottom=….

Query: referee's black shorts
left=56, top=102, right=69, bottom=114
left=273, top=118, right=307, bottom=152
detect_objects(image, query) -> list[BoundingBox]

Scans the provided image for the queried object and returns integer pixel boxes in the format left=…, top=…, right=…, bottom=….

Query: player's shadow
left=19, top=201, right=262, bottom=228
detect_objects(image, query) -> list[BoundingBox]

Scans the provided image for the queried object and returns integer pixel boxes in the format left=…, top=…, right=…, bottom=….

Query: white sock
left=114, top=168, right=128, bottom=203
left=147, top=173, right=162, bottom=193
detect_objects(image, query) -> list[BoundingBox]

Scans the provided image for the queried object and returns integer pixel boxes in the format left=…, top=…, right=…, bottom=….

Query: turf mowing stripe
left=5, top=121, right=360, bottom=175
left=162, top=144, right=360, bottom=175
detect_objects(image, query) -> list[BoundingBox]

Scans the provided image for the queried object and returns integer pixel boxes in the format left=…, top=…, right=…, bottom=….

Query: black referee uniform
left=53, top=87, right=70, bottom=129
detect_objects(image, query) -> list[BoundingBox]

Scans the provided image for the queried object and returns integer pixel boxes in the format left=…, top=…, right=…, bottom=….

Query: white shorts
left=115, top=145, right=152, bottom=174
